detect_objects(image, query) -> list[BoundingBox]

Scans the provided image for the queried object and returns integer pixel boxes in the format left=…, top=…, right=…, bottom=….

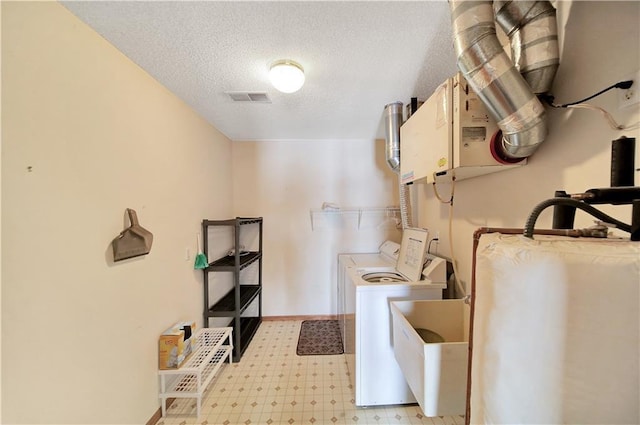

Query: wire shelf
left=161, top=347, right=231, bottom=395
left=159, top=327, right=233, bottom=417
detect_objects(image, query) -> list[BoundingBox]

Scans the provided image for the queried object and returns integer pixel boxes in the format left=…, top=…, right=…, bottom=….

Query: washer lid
left=396, top=228, right=429, bottom=281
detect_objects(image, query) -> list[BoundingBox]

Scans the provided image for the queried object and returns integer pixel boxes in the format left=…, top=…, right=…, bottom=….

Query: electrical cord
left=540, top=79, right=639, bottom=130
left=565, top=103, right=640, bottom=131
left=427, top=238, right=439, bottom=255
left=541, top=79, right=633, bottom=108
left=432, top=173, right=455, bottom=205
left=431, top=174, right=465, bottom=297
left=447, top=195, right=466, bottom=298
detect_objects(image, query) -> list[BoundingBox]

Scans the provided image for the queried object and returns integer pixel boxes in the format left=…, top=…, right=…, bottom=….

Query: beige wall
left=1, top=2, right=232, bottom=424
left=232, top=139, right=402, bottom=316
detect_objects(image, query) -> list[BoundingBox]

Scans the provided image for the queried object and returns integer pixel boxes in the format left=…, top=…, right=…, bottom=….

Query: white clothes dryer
left=338, top=240, right=400, bottom=271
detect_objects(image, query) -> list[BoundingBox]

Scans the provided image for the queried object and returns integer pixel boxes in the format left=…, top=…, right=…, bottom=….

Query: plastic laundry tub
left=390, top=299, right=468, bottom=417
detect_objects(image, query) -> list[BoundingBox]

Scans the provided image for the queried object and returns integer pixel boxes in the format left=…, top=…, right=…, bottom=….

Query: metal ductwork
left=384, top=102, right=413, bottom=229
left=493, top=1, right=560, bottom=94
left=384, top=102, right=403, bottom=173
left=450, top=0, right=559, bottom=160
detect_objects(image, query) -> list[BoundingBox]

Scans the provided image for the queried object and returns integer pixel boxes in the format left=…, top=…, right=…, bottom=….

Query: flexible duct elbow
left=399, top=181, right=413, bottom=229
left=383, top=102, right=414, bottom=229
left=450, top=0, right=559, bottom=160
left=494, top=1, right=560, bottom=94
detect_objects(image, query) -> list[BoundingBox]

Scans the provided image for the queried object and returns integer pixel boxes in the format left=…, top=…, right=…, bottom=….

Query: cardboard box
left=158, top=321, right=197, bottom=370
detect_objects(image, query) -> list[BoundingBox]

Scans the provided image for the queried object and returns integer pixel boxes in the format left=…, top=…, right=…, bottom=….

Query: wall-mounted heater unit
left=400, top=72, right=526, bottom=184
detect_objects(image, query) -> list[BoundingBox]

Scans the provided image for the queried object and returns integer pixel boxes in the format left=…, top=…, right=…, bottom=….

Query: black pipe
left=611, top=136, right=635, bottom=187
left=552, top=190, right=576, bottom=229
left=524, top=198, right=632, bottom=238
left=582, top=187, right=640, bottom=205
left=632, top=200, right=640, bottom=241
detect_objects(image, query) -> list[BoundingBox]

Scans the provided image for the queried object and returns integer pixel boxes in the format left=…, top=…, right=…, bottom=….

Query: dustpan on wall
left=112, top=208, right=153, bottom=261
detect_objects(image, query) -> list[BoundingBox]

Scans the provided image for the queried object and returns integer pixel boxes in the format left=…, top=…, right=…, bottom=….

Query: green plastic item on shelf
left=194, top=233, right=208, bottom=270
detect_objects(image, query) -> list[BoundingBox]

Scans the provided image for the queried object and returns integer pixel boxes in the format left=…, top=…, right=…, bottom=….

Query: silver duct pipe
left=384, top=102, right=413, bottom=229
left=384, top=102, right=403, bottom=173
left=493, top=1, right=559, bottom=94
left=450, top=0, right=559, bottom=160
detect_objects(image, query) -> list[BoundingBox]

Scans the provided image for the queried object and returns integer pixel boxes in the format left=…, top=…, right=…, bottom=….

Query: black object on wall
left=611, top=136, right=635, bottom=187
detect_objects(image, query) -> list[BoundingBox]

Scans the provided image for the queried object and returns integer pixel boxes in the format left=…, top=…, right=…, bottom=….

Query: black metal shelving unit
left=202, top=217, right=263, bottom=361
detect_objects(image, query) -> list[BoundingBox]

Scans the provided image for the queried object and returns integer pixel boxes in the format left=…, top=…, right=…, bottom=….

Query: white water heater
left=400, top=72, right=525, bottom=184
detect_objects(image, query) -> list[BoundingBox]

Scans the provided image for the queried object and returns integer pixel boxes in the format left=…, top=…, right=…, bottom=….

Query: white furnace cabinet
left=400, top=72, right=524, bottom=184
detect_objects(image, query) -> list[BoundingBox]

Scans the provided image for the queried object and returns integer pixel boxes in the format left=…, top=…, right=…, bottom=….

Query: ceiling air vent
left=226, top=91, right=271, bottom=103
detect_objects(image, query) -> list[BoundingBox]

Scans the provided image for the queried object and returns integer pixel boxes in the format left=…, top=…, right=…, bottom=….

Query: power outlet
left=429, top=231, right=440, bottom=254
left=619, top=69, right=640, bottom=109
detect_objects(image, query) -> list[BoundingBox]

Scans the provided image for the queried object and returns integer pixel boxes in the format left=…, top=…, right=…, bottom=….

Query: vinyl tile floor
left=157, top=320, right=465, bottom=425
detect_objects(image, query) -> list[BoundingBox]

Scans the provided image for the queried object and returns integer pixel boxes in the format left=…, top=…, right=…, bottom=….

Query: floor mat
left=296, top=320, right=344, bottom=356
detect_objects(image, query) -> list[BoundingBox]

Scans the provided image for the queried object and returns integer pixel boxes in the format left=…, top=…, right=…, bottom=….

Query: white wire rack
left=309, top=206, right=401, bottom=230
left=158, top=327, right=233, bottom=418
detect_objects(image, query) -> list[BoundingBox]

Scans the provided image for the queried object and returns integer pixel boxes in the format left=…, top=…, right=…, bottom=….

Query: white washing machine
left=338, top=229, right=448, bottom=407
left=337, top=240, right=400, bottom=342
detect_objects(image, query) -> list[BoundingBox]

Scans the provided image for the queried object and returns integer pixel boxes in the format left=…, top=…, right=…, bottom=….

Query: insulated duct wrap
left=493, top=1, right=559, bottom=94
left=449, top=0, right=558, bottom=159
left=384, top=102, right=413, bottom=229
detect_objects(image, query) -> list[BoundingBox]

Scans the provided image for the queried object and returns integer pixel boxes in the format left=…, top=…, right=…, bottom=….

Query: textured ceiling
left=62, top=1, right=458, bottom=142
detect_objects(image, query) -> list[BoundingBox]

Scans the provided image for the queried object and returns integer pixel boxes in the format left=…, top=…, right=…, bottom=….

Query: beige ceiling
left=62, top=1, right=458, bottom=142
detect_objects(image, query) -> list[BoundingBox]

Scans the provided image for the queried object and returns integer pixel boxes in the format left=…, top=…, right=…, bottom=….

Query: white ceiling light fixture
left=269, top=59, right=305, bottom=93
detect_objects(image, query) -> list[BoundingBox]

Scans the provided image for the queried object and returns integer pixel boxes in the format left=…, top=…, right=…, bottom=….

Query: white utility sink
left=390, top=299, right=468, bottom=417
